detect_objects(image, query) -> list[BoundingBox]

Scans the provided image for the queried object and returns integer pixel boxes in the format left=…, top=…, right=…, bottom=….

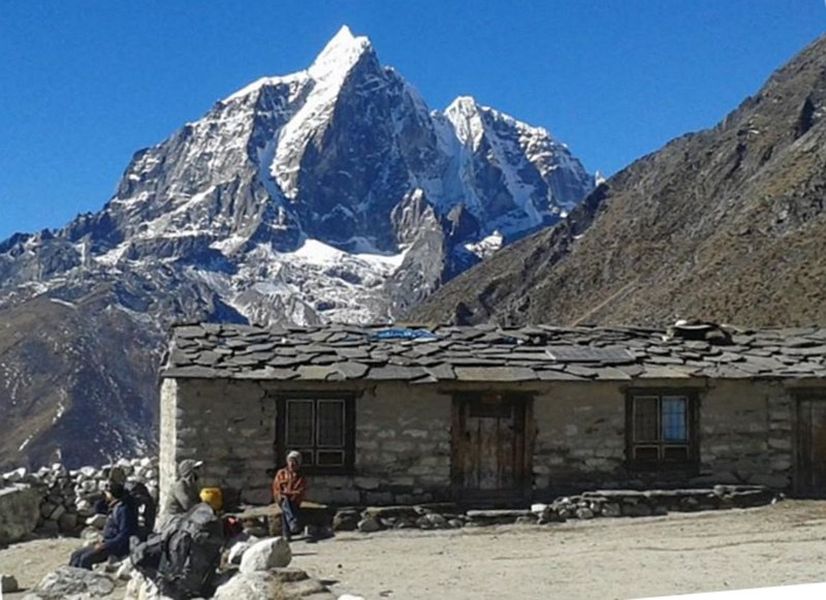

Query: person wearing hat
left=162, top=459, right=204, bottom=520
left=69, top=482, right=138, bottom=569
left=272, top=450, right=307, bottom=541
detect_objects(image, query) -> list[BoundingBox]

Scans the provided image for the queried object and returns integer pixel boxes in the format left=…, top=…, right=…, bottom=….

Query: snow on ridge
left=272, top=27, right=375, bottom=199
left=223, top=71, right=308, bottom=103
left=308, top=25, right=372, bottom=82
left=286, top=238, right=407, bottom=269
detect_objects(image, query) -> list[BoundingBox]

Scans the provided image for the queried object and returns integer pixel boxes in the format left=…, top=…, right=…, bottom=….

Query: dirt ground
left=2, top=501, right=826, bottom=599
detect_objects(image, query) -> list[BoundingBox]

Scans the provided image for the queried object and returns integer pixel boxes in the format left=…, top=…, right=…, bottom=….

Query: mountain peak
left=308, top=25, right=373, bottom=82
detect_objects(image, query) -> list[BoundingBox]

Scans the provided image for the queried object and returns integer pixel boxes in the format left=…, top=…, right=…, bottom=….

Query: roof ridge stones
left=161, top=323, right=826, bottom=383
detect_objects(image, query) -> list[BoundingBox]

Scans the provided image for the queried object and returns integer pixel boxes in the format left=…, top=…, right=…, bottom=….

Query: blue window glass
left=661, top=396, right=688, bottom=442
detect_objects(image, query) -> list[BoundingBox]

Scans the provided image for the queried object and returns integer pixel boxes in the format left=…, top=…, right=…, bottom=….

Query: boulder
left=357, top=517, right=381, bottom=533
left=227, top=535, right=259, bottom=565
left=425, top=513, right=448, bottom=528
left=0, top=484, right=41, bottom=545
left=601, top=503, right=622, bottom=518
left=213, top=568, right=334, bottom=600
left=124, top=571, right=174, bottom=600
left=575, top=507, right=595, bottom=520
left=239, top=537, right=292, bottom=573
left=332, top=510, right=359, bottom=531
left=25, top=566, right=114, bottom=599
left=2, top=574, right=19, bottom=593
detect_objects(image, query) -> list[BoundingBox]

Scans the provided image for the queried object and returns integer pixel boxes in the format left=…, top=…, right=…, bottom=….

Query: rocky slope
left=0, top=26, right=593, bottom=468
left=413, top=35, right=826, bottom=328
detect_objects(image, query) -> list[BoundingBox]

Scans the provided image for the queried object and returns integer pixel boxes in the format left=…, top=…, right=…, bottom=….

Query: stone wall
left=163, top=379, right=451, bottom=507
left=532, top=382, right=627, bottom=494
left=0, top=484, right=40, bottom=545
left=163, top=376, right=802, bottom=509
left=160, top=378, right=277, bottom=509
left=531, top=379, right=797, bottom=496
left=311, top=382, right=451, bottom=505
left=698, top=380, right=794, bottom=488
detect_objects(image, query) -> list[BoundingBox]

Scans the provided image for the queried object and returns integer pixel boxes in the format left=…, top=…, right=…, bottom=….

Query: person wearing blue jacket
left=69, top=482, right=138, bottom=570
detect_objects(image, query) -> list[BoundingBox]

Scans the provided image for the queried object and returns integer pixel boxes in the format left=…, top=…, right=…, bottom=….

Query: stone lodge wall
left=161, top=378, right=277, bottom=508
left=310, top=382, right=452, bottom=505
left=698, top=380, right=794, bottom=489
left=163, top=379, right=452, bottom=507
left=532, top=382, right=628, bottom=495
left=162, top=377, right=802, bottom=509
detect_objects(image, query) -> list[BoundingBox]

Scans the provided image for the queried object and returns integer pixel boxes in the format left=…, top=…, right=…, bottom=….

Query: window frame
left=625, top=389, right=700, bottom=470
left=274, top=392, right=356, bottom=475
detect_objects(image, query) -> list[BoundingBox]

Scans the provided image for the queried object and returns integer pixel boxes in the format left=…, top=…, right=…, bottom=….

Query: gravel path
left=2, top=501, right=825, bottom=599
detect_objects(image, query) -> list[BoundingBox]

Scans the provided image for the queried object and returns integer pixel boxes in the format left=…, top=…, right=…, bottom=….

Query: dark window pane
left=634, top=445, right=660, bottom=461
left=662, top=396, right=688, bottom=442
left=299, top=449, right=314, bottom=466
left=663, top=446, right=689, bottom=461
left=286, top=400, right=314, bottom=447
left=634, top=396, right=659, bottom=442
left=317, top=450, right=345, bottom=466
left=317, top=400, right=345, bottom=448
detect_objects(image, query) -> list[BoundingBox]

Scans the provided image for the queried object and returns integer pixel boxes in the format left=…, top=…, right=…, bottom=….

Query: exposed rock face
left=412, top=34, right=826, bottom=327
left=0, top=26, right=593, bottom=469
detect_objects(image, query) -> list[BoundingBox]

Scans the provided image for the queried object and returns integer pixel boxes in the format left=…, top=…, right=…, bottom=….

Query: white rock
left=213, top=569, right=317, bottom=600
left=124, top=571, right=175, bottom=600
left=115, top=561, right=133, bottom=581
left=3, top=467, right=27, bottom=483
left=239, top=537, right=292, bottom=573
left=227, top=534, right=259, bottom=565
left=530, top=503, right=548, bottom=515
left=80, top=466, right=97, bottom=478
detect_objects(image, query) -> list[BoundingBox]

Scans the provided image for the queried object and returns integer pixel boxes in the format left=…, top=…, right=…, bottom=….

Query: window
left=627, top=392, right=697, bottom=466
left=276, top=396, right=354, bottom=472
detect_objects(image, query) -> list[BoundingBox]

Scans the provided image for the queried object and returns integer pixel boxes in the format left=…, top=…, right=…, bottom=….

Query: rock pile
left=334, top=485, right=780, bottom=533
left=1, top=457, right=159, bottom=537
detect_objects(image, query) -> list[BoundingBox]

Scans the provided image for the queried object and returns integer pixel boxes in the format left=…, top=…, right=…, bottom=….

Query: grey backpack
left=157, top=503, right=224, bottom=599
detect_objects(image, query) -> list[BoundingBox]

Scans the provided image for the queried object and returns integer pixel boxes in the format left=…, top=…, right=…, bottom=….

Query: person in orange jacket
left=272, top=450, right=307, bottom=541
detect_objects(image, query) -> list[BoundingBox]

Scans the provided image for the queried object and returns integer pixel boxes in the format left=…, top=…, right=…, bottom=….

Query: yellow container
left=199, top=487, right=223, bottom=512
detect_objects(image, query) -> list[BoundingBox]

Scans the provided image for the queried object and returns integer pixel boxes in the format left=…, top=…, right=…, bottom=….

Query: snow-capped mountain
left=0, top=26, right=593, bottom=468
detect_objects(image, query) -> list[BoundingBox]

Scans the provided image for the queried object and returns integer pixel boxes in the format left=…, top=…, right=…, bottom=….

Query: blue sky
left=0, top=1, right=824, bottom=240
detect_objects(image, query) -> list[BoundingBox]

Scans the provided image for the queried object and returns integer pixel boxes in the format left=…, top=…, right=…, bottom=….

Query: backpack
left=156, top=503, right=225, bottom=599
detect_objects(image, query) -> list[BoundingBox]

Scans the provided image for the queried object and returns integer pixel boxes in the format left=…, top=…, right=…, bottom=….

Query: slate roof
left=161, top=323, right=826, bottom=383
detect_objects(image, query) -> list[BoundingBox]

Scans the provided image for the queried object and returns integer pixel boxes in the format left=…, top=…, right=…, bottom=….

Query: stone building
left=159, top=322, right=826, bottom=508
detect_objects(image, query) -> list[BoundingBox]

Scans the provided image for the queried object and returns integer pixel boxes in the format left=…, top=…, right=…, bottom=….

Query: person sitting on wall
left=93, top=465, right=128, bottom=515
left=69, top=482, right=138, bottom=570
left=91, top=465, right=155, bottom=540
left=161, top=459, right=203, bottom=523
left=272, top=450, right=308, bottom=541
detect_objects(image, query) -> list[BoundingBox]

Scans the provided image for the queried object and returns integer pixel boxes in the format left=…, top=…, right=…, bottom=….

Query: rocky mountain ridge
left=412, top=34, right=826, bottom=328
left=0, top=26, right=594, bottom=468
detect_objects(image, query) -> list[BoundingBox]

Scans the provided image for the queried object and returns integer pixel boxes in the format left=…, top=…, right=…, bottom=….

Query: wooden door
left=797, top=397, right=826, bottom=497
left=452, top=393, right=529, bottom=504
